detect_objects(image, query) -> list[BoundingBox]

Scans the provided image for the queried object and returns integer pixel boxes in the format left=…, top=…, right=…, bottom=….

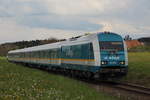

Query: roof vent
left=69, top=35, right=82, bottom=41
left=104, top=31, right=111, bottom=34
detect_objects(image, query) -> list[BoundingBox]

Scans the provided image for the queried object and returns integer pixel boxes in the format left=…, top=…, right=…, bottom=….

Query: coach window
left=89, top=43, right=94, bottom=59
left=62, top=46, right=69, bottom=58
left=44, top=50, right=47, bottom=58
left=43, top=50, right=45, bottom=58
left=41, top=51, right=44, bottom=58
left=39, top=51, right=41, bottom=58
left=51, top=49, right=54, bottom=58
left=29, top=52, right=31, bottom=58
left=54, top=49, right=56, bottom=58
left=32, top=52, right=34, bottom=58
left=39, top=51, right=42, bottom=58
left=48, top=50, right=50, bottom=58
left=34, top=51, right=37, bottom=58
left=72, top=44, right=81, bottom=59
left=57, top=48, right=60, bottom=58
left=44, top=50, right=46, bottom=58
left=40, top=51, right=42, bottom=58
left=46, top=50, right=49, bottom=58
left=81, top=44, right=88, bottom=59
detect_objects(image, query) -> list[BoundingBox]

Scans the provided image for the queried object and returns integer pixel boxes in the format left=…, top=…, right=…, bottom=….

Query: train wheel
left=86, top=72, right=94, bottom=80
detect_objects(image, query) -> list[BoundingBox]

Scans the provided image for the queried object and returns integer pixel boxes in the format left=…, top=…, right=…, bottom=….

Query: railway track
left=87, top=81, right=150, bottom=100
left=114, top=82, right=150, bottom=95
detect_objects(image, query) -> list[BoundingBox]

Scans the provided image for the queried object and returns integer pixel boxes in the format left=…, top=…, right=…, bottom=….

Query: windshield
left=99, top=41, right=124, bottom=51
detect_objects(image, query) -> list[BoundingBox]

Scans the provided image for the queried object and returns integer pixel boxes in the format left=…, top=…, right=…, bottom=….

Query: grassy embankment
left=0, top=57, right=118, bottom=100
left=121, top=52, right=150, bottom=87
left=1, top=52, right=150, bottom=100
left=128, top=45, right=150, bottom=52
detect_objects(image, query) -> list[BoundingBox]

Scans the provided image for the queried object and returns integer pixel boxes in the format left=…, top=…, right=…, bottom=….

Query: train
left=7, top=32, right=128, bottom=79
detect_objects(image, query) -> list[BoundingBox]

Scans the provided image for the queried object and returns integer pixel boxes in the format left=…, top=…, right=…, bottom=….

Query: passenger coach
left=7, top=32, right=128, bottom=79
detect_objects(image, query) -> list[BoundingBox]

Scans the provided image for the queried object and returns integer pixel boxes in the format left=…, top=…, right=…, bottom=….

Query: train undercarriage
left=12, top=60, right=127, bottom=80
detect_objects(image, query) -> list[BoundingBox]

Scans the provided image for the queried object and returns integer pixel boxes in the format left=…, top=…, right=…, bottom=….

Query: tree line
left=0, top=38, right=65, bottom=56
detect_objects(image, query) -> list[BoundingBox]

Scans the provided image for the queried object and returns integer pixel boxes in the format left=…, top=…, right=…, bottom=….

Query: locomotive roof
left=8, top=32, right=120, bottom=53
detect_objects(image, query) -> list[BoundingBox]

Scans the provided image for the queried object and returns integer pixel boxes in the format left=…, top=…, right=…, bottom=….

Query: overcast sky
left=0, top=0, right=150, bottom=44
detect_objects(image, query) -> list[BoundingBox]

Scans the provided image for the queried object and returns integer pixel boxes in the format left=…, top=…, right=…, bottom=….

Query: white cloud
left=31, top=28, right=84, bottom=40
left=0, top=0, right=150, bottom=44
left=0, top=18, right=32, bottom=43
left=0, top=17, right=84, bottom=44
left=43, top=0, right=131, bottom=15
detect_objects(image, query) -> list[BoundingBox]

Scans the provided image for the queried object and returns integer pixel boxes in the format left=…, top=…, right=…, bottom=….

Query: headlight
left=101, top=61, right=105, bottom=65
left=101, top=61, right=107, bottom=65
left=119, top=61, right=125, bottom=65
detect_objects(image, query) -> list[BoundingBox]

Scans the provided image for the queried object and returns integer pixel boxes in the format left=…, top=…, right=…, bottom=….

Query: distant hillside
left=0, top=38, right=65, bottom=56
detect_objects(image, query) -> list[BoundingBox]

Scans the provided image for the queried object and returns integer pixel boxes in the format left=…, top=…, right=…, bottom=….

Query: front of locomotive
left=98, top=32, right=128, bottom=78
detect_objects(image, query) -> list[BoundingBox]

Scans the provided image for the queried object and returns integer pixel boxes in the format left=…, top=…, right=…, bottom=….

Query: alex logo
left=104, top=56, right=119, bottom=60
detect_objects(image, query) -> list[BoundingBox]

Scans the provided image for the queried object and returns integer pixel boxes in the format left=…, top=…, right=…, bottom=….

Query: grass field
left=121, top=52, right=150, bottom=87
left=128, top=45, right=150, bottom=52
left=0, top=57, right=118, bottom=100
left=1, top=52, right=150, bottom=100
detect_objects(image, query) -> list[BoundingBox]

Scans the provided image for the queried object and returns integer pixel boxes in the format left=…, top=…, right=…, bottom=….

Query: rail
left=88, top=81, right=150, bottom=100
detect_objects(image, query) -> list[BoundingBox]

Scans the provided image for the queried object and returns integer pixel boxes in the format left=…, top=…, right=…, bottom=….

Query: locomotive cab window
left=99, top=41, right=124, bottom=51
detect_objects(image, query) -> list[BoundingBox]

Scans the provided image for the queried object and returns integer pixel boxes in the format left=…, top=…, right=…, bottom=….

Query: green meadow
left=0, top=57, right=118, bottom=100
left=0, top=52, right=150, bottom=100
left=121, top=52, right=150, bottom=87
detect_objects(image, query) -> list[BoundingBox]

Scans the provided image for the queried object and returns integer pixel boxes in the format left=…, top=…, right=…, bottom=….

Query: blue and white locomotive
left=7, top=32, right=128, bottom=79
